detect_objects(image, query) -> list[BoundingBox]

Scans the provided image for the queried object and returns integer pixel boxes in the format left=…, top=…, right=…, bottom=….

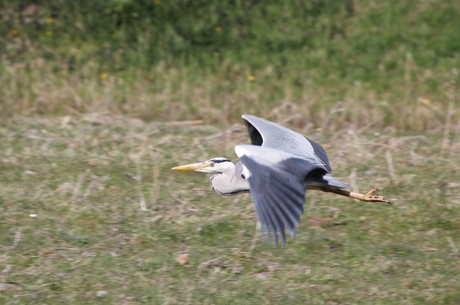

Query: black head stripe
left=210, top=158, right=231, bottom=164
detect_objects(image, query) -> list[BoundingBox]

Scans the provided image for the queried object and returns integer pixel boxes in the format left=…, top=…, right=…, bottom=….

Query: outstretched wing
left=242, top=114, right=331, bottom=173
left=235, top=145, right=327, bottom=246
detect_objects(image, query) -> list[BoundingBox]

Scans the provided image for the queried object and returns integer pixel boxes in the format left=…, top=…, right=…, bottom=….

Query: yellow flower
left=46, top=17, right=54, bottom=24
left=419, top=98, right=431, bottom=105
left=247, top=75, right=255, bottom=81
left=46, top=30, right=53, bottom=36
left=100, top=73, right=109, bottom=79
left=215, top=26, right=222, bottom=32
left=153, top=0, right=160, bottom=5
left=9, top=29, right=19, bottom=36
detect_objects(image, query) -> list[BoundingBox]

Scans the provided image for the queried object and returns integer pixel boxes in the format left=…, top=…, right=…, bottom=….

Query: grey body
left=208, top=115, right=349, bottom=246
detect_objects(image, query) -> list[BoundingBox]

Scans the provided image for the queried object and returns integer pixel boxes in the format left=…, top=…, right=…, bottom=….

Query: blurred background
left=1, top=0, right=459, bottom=131
left=2, top=2, right=460, bottom=303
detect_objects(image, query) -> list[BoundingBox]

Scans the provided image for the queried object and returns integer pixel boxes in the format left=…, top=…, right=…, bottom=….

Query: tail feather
left=305, top=175, right=349, bottom=191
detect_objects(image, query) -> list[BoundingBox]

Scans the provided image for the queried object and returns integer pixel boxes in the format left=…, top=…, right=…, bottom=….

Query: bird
left=172, top=114, right=391, bottom=246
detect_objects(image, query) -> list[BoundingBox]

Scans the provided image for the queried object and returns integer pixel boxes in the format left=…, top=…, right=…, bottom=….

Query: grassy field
left=1, top=114, right=460, bottom=304
left=1, top=0, right=460, bottom=304
left=1, top=0, right=460, bottom=130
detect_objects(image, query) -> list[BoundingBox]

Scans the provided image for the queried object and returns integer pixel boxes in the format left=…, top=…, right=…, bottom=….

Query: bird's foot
left=362, top=188, right=392, bottom=204
left=326, top=188, right=393, bottom=204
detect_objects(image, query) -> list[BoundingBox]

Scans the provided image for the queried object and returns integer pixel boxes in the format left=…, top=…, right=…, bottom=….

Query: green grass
left=1, top=115, right=460, bottom=304
left=1, top=0, right=459, bottom=130
left=1, top=1, right=460, bottom=303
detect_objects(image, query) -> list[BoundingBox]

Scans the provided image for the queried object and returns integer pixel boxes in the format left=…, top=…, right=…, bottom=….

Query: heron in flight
left=173, top=114, right=391, bottom=246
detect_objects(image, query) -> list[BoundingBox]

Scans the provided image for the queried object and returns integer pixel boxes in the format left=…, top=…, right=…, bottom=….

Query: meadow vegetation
left=1, top=114, right=460, bottom=304
left=1, top=0, right=460, bottom=304
left=1, top=0, right=459, bottom=130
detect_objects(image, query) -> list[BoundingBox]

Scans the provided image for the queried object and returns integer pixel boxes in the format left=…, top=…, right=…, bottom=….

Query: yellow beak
left=172, top=162, right=211, bottom=172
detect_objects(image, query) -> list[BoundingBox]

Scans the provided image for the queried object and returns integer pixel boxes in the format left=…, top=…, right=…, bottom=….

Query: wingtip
left=242, top=114, right=257, bottom=120
left=241, top=114, right=252, bottom=122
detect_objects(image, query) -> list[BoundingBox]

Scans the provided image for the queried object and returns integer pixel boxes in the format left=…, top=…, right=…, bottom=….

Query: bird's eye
left=209, top=162, right=215, bottom=167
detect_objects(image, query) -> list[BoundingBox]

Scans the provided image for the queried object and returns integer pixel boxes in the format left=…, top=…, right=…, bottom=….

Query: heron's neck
left=210, top=165, right=249, bottom=196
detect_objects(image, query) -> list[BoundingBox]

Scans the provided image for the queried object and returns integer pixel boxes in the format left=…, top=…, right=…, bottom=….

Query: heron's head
left=172, top=158, right=233, bottom=174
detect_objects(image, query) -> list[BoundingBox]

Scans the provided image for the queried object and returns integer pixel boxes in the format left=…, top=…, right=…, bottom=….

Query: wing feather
left=242, top=114, right=331, bottom=172
left=235, top=145, right=325, bottom=246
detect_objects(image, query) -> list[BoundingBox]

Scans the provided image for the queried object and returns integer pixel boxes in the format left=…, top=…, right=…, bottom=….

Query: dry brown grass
left=1, top=53, right=457, bottom=132
left=1, top=113, right=460, bottom=304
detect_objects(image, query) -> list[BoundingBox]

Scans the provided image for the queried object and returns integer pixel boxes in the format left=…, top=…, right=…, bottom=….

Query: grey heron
left=173, top=114, right=391, bottom=246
